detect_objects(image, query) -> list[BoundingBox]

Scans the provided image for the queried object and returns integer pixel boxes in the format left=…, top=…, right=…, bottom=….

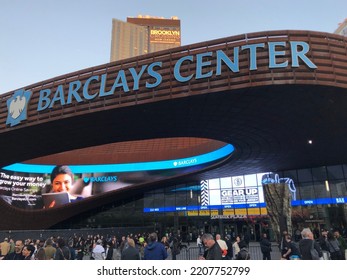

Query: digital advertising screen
left=0, top=144, right=234, bottom=210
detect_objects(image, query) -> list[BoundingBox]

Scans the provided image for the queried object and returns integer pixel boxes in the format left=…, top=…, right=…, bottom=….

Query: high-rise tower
left=110, top=15, right=181, bottom=62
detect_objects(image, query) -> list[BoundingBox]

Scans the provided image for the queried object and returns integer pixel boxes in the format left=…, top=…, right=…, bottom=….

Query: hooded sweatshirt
left=144, top=241, right=168, bottom=260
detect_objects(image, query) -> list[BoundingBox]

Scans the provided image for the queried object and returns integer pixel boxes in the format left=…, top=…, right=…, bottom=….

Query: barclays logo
left=6, top=89, right=32, bottom=127
left=83, top=176, right=118, bottom=184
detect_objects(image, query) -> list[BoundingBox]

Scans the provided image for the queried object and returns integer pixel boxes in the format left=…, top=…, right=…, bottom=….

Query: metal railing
left=176, top=242, right=281, bottom=260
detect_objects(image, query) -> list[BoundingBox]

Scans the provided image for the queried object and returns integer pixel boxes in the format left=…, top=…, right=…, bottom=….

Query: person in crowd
left=8, top=238, right=15, bottom=254
left=22, top=244, right=35, bottom=260
left=161, top=235, right=171, bottom=259
left=225, top=234, right=234, bottom=260
left=75, top=238, right=85, bottom=260
left=105, top=240, right=114, bottom=260
left=196, top=234, right=204, bottom=256
left=68, top=239, right=76, bottom=260
left=169, top=233, right=181, bottom=260
left=34, top=239, right=47, bottom=260
left=326, top=231, right=343, bottom=260
left=235, top=240, right=250, bottom=260
left=3, top=239, right=25, bottom=260
left=318, top=229, right=329, bottom=252
left=260, top=232, right=272, bottom=260
left=199, top=233, right=222, bottom=260
left=279, top=230, right=289, bottom=256
left=144, top=232, right=167, bottom=260
left=334, top=229, right=347, bottom=260
left=282, top=234, right=301, bottom=260
left=54, top=238, right=70, bottom=260
left=119, top=236, right=128, bottom=254
left=121, top=238, right=140, bottom=260
left=44, top=238, right=56, bottom=260
left=232, top=235, right=241, bottom=259
left=92, top=239, right=106, bottom=260
left=216, top=234, right=228, bottom=258
left=0, top=237, right=11, bottom=258
left=298, top=228, right=323, bottom=260
left=161, top=235, right=170, bottom=250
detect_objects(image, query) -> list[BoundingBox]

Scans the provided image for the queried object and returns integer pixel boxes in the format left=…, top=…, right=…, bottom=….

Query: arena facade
left=1, top=30, right=347, bottom=240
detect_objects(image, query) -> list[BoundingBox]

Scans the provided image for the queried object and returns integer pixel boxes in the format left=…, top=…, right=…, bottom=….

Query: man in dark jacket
left=260, top=233, right=272, bottom=260
left=200, top=233, right=223, bottom=260
left=299, top=228, right=323, bottom=260
left=144, top=232, right=167, bottom=260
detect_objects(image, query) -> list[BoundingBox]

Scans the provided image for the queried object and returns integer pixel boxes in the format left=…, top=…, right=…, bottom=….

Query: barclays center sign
left=6, top=41, right=317, bottom=127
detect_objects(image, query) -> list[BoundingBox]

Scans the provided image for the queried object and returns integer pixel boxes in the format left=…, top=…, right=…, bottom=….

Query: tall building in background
left=110, top=15, right=181, bottom=62
left=334, top=18, right=347, bottom=36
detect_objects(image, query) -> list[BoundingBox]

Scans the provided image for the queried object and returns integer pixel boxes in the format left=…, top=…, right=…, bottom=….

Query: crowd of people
left=0, top=227, right=346, bottom=260
left=274, top=227, right=347, bottom=260
left=0, top=231, right=185, bottom=260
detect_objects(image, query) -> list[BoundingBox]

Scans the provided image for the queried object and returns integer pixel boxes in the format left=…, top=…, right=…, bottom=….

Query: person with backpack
left=235, top=241, right=250, bottom=260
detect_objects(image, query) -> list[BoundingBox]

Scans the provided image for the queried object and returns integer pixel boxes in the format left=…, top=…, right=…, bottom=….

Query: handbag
left=327, top=240, right=343, bottom=260
left=310, top=240, right=320, bottom=260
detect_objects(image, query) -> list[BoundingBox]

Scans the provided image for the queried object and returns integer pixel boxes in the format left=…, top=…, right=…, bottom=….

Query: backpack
left=236, top=248, right=250, bottom=260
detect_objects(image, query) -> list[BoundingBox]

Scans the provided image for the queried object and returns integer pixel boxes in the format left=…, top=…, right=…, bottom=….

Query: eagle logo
left=6, top=89, right=32, bottom=127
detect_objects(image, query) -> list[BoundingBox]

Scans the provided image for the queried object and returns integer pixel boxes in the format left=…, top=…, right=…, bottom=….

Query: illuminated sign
left=5, top=41, right=317, bottom=123
left=3, top=144, right=233, bottom=173
left=149, top=28, right=180, bottom=44
left=292, top=197, right=347, bottom=206
left=261, top=172, right=297, bottom=200
left=0, top=144, right=234, bottom=210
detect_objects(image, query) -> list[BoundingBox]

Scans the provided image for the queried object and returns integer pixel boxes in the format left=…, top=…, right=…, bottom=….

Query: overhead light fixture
left=325, top=180, right=330, bottom=192
left=308, top=140, right=313, bottom=144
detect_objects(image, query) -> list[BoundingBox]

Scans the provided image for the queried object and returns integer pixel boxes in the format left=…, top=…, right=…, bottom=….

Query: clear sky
left=0, top=0, right=346, bottom=94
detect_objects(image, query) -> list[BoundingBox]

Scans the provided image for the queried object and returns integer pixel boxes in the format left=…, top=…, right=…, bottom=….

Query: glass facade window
left=312, top=167, right=328, bottom=181
left=327, top=165, right=344, bottom=180
left=298, top=169, right=313, bottom=182
left=297, top=182, right=315, bottom=200
left=314, top=181, right=329, bottom=198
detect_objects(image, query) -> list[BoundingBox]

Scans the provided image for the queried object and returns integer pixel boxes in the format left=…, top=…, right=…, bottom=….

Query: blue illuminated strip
left=143, top=202, right=266, bottom=213
left=3, top=144, right=234, bottom=174
left=291, top=197, right=347, bottom=206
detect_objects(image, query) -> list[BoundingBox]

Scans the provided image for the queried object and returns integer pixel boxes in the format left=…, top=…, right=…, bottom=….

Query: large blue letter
left=196, top=52, right=213, bottom=79
left=290, top=41, right=317, bottom=68
left=129, top=65, right=147, bottom=90
left=83, top=75, right=99, bottom=100
left=49, top=85, right=65, bottom=109
left=110, top=70, right=129, bottom=93
left=174, top=55, right=194, bottom=82
left=67, top=80, right=83, bottom=104
left=268, top=42, right=288, bottom=68
left=37, top=89, right=51, bottom=111
left=241, top=43, right=265, bottom=70
left=99, top=74, right=113, bottom=97
left=216, top=49, right=239, bottom=75
left=146, top=62, right=162, bottom=88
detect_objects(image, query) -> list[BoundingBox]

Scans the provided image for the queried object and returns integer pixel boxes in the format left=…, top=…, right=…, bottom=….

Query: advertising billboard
left=0, top=144, right=234, bottom=210
left=149, top=27, right=180, bottom=44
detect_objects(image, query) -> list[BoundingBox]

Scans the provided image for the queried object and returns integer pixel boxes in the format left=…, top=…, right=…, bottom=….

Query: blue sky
left=0, top=0, right=346, bottom=94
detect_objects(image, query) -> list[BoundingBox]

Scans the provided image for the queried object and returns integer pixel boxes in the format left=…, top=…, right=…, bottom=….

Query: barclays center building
left=1, top=30, right=347, bottom=241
